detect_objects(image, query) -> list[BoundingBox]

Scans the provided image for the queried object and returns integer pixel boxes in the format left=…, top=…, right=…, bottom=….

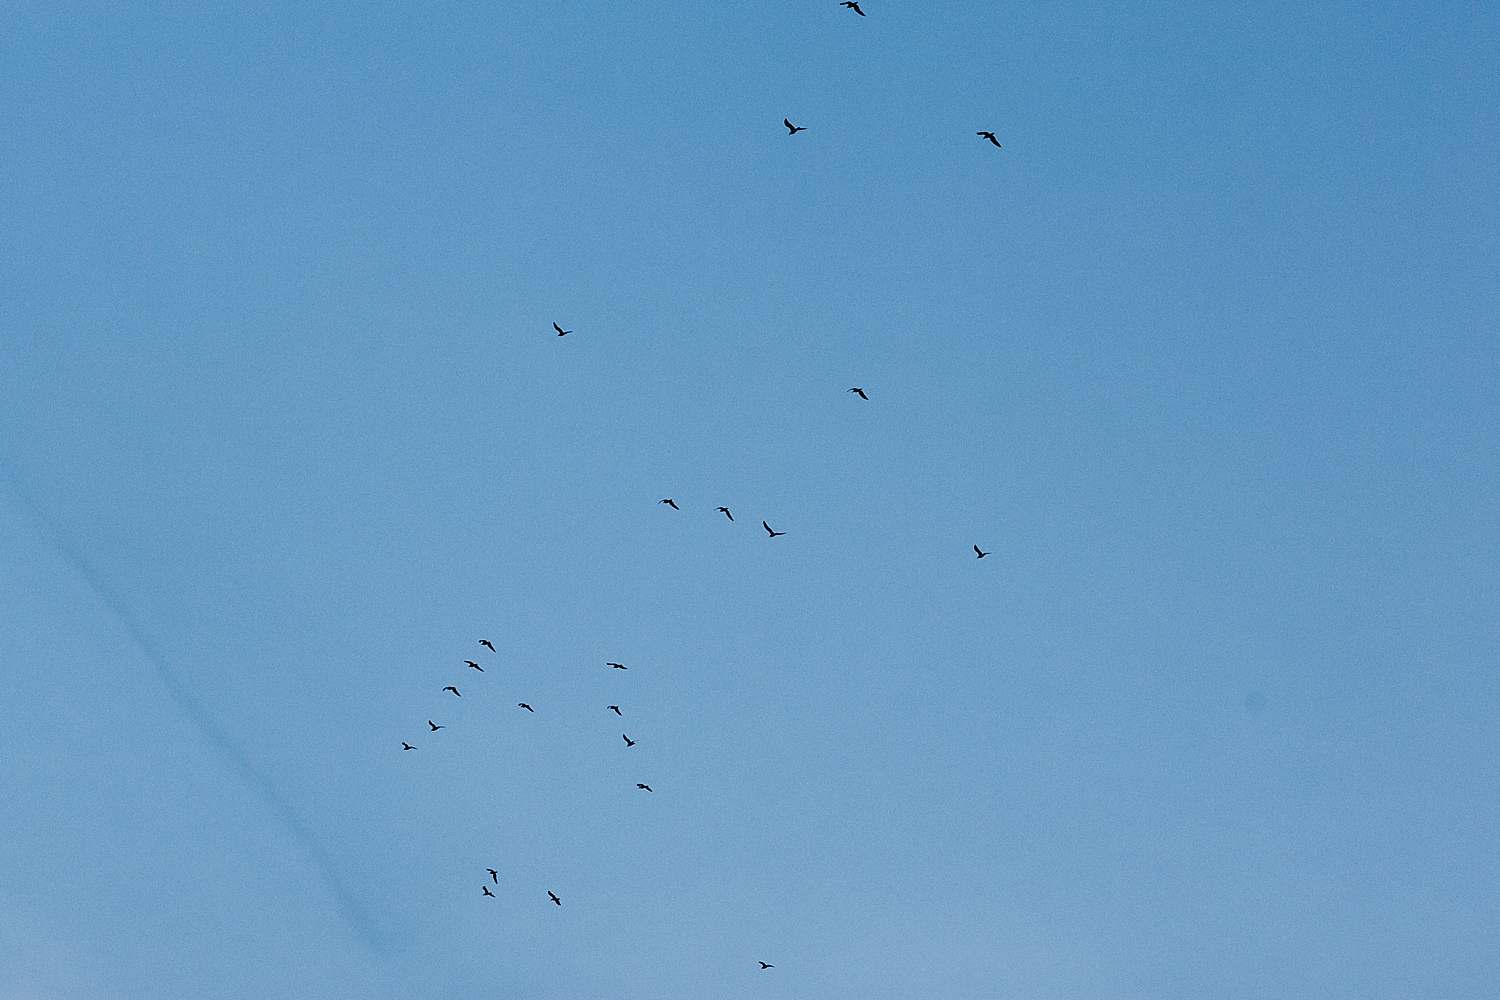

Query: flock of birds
left=400, top=1, right=998, bottom=977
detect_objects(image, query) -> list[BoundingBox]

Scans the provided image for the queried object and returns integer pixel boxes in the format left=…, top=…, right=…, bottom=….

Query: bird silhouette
left=637, top=783, right=652, bottom=791
left=660, top=498, right=679, bottom=509
left=763, top=521, right=785, bottom=538
left=428, top=720, right=444, bottom=731
left=480, top=640, right=496, bottom=652
left=977, top=131, right=1001, bottom=147
left=465, top=660, right=484, bottom=671
left=849, top=387, right=868, bottom=399
left=518, top=703, right=534, bottom=712
left=784, top=118, right=806, bottom=135
left=974, top=545, right=989, bottom=558
left=760, top=962, right=775, bottom=969
left=841, top=1, right=865, bottom=14
left=622, top=734, right=635, bottom=747
left=444, top=686, right=461, bottom=697
left=482, top=886, right=495, bottom=897
left=717, top=506, right=734, bottom=520
left=608, top=662, right=628, bottom=670
left=548, top=891, right=561, bottom=905
left=402, top=742, right=416, bottom=751
left=553, top=322, right=571, bottom=336
left=488, top=869, right=499, bottom=883
left=608, top=705, right=622, bottom=715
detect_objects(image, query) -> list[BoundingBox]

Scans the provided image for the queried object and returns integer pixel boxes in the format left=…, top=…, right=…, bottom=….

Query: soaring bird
left=841, top=1, right=865, bottom=14
left=660, top=498, right=679, bottom=509
left=608, top=705, right=622, bottom=715
left=465, top=660, right=484, bottom=671
left=553, top=322, right=571, bottom=336
left=974, top=545, right=989, bottom=559
left=977, top=131, right=1001, bottom=147
left=548, top=891, right=561, bottom=905
left=518, top=703, right=534, bottom=712
left=849, top=387, right=868, bottom=399
left=480, top=640, right=496, bottom=652
left=608, top=662, right=627, bottom=670
left=402, top=742, right=416, bottom=751
left=444, top=686, right=461, bottom=697
left=760, top=962, right=775, bottom=969
left=763, top=521, right=785, bottom=538
left=717, top=506, right=734, bottom=520
left=488, top=869, right=499, bottom=883
left=482, top=885, right=495, bottom=897
left=622, top=734, right=635, bottom=747
left=428, top=720, right=444, bottom=731
left=784, top=118, right=806, bottom=135
left=637, top=783, right=652, bottom=791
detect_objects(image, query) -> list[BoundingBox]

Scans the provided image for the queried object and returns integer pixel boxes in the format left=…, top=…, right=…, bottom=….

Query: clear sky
left=1, top=2, right=1497, bottom=998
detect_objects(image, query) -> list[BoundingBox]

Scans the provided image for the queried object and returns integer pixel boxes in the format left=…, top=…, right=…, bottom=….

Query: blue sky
left=1, top=1, right=1497, bottom=997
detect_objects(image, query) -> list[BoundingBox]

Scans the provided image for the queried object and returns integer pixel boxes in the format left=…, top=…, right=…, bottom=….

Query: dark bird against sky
left=608, top=705, right=622, bottom=715
left=553, top=322, right=570, bottom=336
left=548, top=891, right=561, bottom=905
left=975, top=545, right=990, bottom=558
left=977, top=131, right=1001, bottom=147
left=764, top=521, right=785, bottom=538
left=465, top=660, right=483, bottom=671
left=849, top=387, right=868, bottom=399
left=608, top=662, right=627, bottom=670
left=660, top=498, right=679, bottom=509
left=760, top=962, right=774, bottom=969
left=622, top=734, right=635, bottom=747
left=841, top=1, right=865, bottom=14
left=717, top=507, right=733, bottom=520
left=637, top=783, right=652, bottom=791
left=784, top=118, right=806, bottom=135
left=480, top=640, right=496, bottom=652
left=482, top=886, right=495, bottom=897
left=518, top=703, right=533, bottom=712
left=428, top=720, right=443, bottom=731
left=402, top=742, right=415, bottom=751
left=444, top=686, right=460, bottom=696
left=487, top=869, right=498, bottom=883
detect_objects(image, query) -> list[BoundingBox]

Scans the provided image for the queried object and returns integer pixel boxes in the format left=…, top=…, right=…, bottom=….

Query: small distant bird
left=974, top=545, right=989, bottom=559
left=717, top=506, right=733, bottom=520
left=518, top=703, right=533, bottom=712
left=784, top=118, right=806, bottom=135
left=660, top=498, right=679, bottom=509
left=444, top=686, right=461, bottom=697
left=480, top=640, right=496, bottom=652
left=428, top=720, right=444, bottom=731
left=608, top=662, right=627, bottom=670
left=760, top=962, right=775, bottom=969
left=841, top=1, right=865, bottom=14
left=548, top=891, right=561, bottom=905
left=637, top=783, right=652, bottom=791
left=849, top=387, right=868, bottom=399
left=402, top=742, right=416, bottom=751
left=763, top=521, right=785, bottom=538
left=482, top=885, right=495, bottom=897
left=622, top=734, right=635, bottom=747
left=977, top=131, right=1001, bottom=147
left=488, top=869, right=499, bottom=883
left=553, top=322, right=571, bottom=336
left=608, top=705, right=622, bottom=715
left=465, top=660, right=484, bottom=671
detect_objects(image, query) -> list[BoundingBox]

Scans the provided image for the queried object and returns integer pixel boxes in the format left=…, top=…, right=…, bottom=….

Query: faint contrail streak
left=0, top=468, right=383, bottom=955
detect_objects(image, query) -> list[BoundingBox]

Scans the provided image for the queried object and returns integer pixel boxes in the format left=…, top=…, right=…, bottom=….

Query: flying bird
left=763, top=521, right=785, bottom=538
left=488, top=869, right=499, bottom=883
left=977, top=131, right=1001, bottom=147
left=480, top=640, right=496, bottom=652
left=608, top=705, right=622, bottom=715
left=622, top=734, right=635, bottom=747
left=444, top=686, right=461, bottom=697
left=518, top=703, right=534, bottom=712
left=428, top=720, right=444, bottom=731
left=975, top=545, right=990, bottom=559
left=784, top=118, right=806, bottom=135
left=553, top=322, right=571, bottom=336
left=402, top=742, right=416, bottom=751
left=637, top=783, right=652, bottom=791
left=760, top=962, right=775, bottom=969
left=465, top=660, right=483, bottom=671
left=717, top=506, right=733, bottom=520
left=608, top=662, right=627, bottom=670
left=482, top=886, right=495, bottom=897
left=849, top=387, right=868, bottom=399
left=548, top=891, right=561, bottom=905
left=841, top=1, right=866, bottom=14
left=660, top=498, right=679, bottom=510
